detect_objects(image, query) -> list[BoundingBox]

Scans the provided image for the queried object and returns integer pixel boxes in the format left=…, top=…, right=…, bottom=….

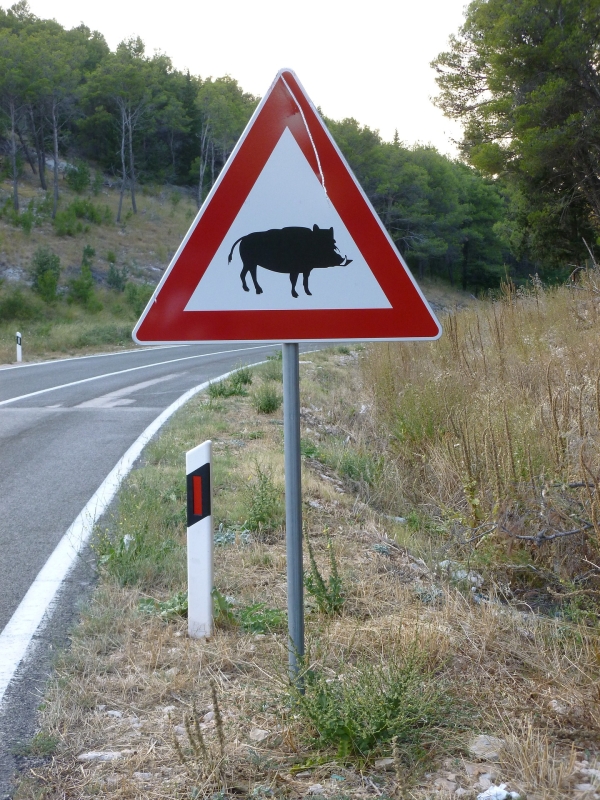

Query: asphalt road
left=0, top=341, right=284, bottom=798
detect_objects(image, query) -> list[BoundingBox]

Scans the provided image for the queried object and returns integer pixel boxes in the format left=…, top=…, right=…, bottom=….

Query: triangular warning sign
left=133, top=69, right=441, bottom=344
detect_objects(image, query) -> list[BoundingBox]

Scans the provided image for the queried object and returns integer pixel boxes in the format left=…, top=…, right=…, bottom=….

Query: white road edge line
left=0, top=344, right=275, bottom=407
left=0, top=360, right=268, bottom=707
left=0, top=344, right=184, bottom=372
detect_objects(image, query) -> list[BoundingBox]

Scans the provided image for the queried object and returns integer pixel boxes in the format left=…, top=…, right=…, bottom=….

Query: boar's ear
left=329, top=227, right=334, bottom=237
left=313, top=224, right=319, bottom=232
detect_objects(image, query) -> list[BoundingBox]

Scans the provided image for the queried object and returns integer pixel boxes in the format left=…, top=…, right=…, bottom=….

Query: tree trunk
left=9, top=101, right=19, bottom=213
left=29, top=106, right=47, bottom=190
left=197, top=121, right=210, bottom=208
left=17, top=124, right=36, bottom=175
left=462, top=237, right=470, bottom=291
left=52, top=102, right=60, bottom=219
left=117, top=106, right=127, bottom=223
left=446, top=252, right=454, bottom=286
left=127, top=109, right=137, bottom=214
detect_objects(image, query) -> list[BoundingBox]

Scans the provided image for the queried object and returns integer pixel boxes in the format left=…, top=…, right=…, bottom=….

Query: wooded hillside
left=0, top=0, right=597, bottom=290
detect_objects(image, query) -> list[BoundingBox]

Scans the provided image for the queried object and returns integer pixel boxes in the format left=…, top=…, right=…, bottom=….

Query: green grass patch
left=93, top=468, right=186, bottom=590
left=211, top=589, right=286, bottom=633
left=244, top=463, right=284, bottom=533
left=12, top=731, right=59, bottom=757
left=208, top=367, right=253, bottom=398
left=251, top=382, right=283, bottom=414
left=292, top=651, right=460, bottom=763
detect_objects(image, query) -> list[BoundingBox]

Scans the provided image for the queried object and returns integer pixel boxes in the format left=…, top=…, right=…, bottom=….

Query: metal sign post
left=16, top=332, right=22, bottom=363
left=283, top=343, right=304, bottom=679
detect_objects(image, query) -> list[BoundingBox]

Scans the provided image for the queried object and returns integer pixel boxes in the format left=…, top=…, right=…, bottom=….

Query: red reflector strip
left=193, top=475, right=203, bottom=516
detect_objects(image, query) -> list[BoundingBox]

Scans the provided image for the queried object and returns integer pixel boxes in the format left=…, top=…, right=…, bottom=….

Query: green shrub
left=208, top=367, right=253, bottom=398
left=252, top=382, right=282, bottom=414
left=337, top=448, right=382, bottom=486
left=54, top=198, right=110, bottom=236
left=74, top=324, right=132, bottom=347
left=292, top=653, right=458, bottom=761
left=259, top=353, right=283, bottom=382
left=0, top=288, right=41, bottom=321
left=304, top=533, right=344, bottom=614
left=125, top=282, right=153, bottom=316
left=91, top=170, right=104, bottom=195
left=30, top=247, right=61, bottom=302
left=107, top=263, right=128, bottom=292
left=245, top=464, right=283, bottom=532
left=68, top=246, right=101, bottom=310
left=232, top=365, right=252, bottom=387
left=64, top=161, right=91, bottom=193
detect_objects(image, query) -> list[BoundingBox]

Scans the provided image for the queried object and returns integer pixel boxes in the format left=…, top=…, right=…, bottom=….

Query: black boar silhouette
left=227, top=225, right=352, bottom=298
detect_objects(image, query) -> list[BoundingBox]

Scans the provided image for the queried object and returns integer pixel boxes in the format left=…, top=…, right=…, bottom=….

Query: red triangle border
left=133, top=69, right=441, bottom=344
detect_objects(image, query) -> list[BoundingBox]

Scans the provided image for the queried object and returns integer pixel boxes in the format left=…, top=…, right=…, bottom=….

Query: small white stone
left=479, top=774, right=493, bottom=790
left=78, top=751, right=124, bottom=762
left=575, top=784, right=596, bottom=792
left=133, top=772, right=153, bottom=780
left=374, top=757, right=395, bottom=770
left=105, top=710, right=122, bottom=718
left=174, top=725, right=186, bottom=735
left=549, top=698, right=568, bottom=715
left=465, top=762, right=486, bottom=777
left=203, top=711, right=215, bottom=723
left=162, top=705, right=176, bottom=714
left=435, top=777, right=458, bottom=791
left=468, top=734, right=506, bottom=762
left=249, top=728, right=269, bottom=742
left=581, top=768, right=600, bottom=779
left=294, top=771, right=312, bottom=778
left=306, top=784, right=325, bottom=795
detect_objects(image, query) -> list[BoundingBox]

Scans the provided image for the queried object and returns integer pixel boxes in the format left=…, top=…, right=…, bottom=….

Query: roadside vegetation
left=16, top=282, right=600, bottom=798
left=0, top=171, right=198, bottom=362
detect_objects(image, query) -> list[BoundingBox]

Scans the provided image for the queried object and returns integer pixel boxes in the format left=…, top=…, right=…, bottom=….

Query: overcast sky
left=15, top=0, right=468, bottom=155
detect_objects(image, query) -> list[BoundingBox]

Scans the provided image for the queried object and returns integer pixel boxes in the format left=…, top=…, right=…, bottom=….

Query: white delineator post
left=16, top=332, right=22, bottom=363
left=186, top=440, right=213, bottom=638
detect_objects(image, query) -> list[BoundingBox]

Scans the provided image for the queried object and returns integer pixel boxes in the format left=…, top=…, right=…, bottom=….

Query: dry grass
left=352, top=276, right=600, bottom=611
left=13, top=348, right=600, bottom=800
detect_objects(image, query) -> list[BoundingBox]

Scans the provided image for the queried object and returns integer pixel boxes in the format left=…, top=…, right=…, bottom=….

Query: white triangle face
left=184, top=128, right=392, bottom=312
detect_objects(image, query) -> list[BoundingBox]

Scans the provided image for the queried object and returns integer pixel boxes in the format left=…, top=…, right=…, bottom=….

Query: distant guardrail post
left=16, top=332, right=22, bottom=363
left=186, top=440, right=213, bottom=638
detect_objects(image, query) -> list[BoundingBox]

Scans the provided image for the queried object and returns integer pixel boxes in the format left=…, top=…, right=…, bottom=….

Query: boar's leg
left=240, top=263, right=263, bottom=294
left=289, top=272, right=300, bottom=298
left=302, top=271, right=312, bottom=296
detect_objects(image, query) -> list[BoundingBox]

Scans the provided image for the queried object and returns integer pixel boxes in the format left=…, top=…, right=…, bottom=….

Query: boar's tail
left=227, top=237, right=245, bottom=264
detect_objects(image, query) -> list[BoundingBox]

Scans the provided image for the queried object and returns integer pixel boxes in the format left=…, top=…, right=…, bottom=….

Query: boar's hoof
left=292, top=290, right=299, bottom=298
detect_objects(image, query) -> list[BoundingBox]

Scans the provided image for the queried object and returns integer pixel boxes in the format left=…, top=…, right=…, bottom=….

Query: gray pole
left=282, top=342, right=304, bottom=681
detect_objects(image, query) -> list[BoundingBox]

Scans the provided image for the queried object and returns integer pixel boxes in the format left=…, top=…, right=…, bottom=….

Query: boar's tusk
left=342, top=257, right=353, bottom=266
